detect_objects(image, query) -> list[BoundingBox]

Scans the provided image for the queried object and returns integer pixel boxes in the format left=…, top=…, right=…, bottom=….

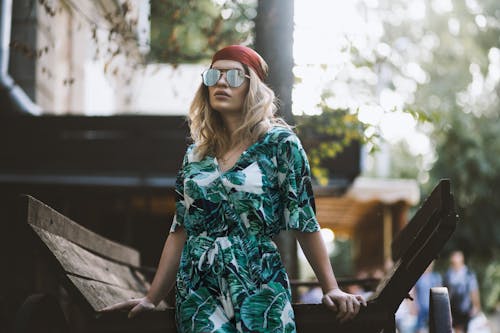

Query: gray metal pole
left=0, top=0, right=41, bottom=114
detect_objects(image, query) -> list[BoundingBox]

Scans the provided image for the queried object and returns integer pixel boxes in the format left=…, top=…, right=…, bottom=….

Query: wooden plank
left=391, top=179, right=449, bottom=261
left=369, top=260, right=402, bottom=300
left=67, top=275, right=168, bottom=312
left=26, top=195, right=141, bottom=267
left=30, top=224, right=148, bottom=293
left=94, top=304, right=385, bottom=333
left=293, top=303, right=389, bottom=333
left=97, top=301, right=388, bottom=333
left=91, top=310, right=176, bottom=333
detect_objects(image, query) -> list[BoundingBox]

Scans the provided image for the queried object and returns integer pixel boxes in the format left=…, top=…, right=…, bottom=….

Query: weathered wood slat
left=89, top=310, right=176, bottom=333
left=391, top=180, right=449, bottom=261
left=67, top=275, right=168, bottom=312
left=26, top=195, right=140, bottom=267
left=92, top=304, right=386, bottom=333
left=30, top=225, right=148, bottom=292
left=293, top=303, right=392, bottom=333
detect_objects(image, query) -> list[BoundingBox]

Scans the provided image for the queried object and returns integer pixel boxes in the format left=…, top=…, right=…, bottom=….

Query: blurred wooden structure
left=8, top=179, right=456, bottom=332
left=315, top=177, right=420, bottom=274
left=0, top=114, right=362, bottom=270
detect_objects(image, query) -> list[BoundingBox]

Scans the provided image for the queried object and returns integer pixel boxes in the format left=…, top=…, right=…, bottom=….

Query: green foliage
left=329, top=238, right=354, bottom=277
left=430, top=112, right=500, bottom=257
left=296, top=92, right=378, bottom=185
left=367, top=0, right=500, bottom=262
left=401, top=0, right=500, bottom=259
left=387, top=140, right=430, bottom=182
left=459, top=254, right=500, bottom=313
left=483, top=259, right=500, bottom=311
left=149, top=0, right=257, bottom=64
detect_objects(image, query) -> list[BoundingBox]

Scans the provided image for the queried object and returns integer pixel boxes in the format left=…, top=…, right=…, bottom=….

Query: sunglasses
left=201, top=68, right=250, bottom=88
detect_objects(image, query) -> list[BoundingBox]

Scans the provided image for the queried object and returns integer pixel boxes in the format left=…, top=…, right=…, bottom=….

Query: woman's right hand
left=101, top=296, right=156, bottom=319
left=322, top=288, right=367, bottom=323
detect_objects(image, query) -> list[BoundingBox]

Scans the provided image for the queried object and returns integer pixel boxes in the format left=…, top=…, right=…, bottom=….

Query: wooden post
left=383, top=205, right=393, bottom=261
left=382, top=314, right=396, bottom=333
left=393, top=201, right=410, bottom=233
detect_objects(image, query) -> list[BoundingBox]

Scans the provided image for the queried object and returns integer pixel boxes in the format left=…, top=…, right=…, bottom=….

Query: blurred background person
left=414, top=261, right=442, bottom=333
left=444, top=250, right=481, bottom=333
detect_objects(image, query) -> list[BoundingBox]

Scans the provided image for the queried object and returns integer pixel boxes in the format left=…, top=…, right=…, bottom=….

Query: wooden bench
left=13, top=179, right=457, bottom=333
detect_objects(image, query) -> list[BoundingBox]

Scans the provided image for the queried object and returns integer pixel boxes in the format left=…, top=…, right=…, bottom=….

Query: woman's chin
left=211, top=104, right=240, bottom=115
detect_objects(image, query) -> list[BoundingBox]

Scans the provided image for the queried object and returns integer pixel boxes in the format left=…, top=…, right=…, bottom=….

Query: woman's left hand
left=322, top=288, right=367, bottom=323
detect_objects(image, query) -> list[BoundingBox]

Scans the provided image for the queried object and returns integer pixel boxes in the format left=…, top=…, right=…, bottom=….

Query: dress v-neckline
left=214, top=128, right=275, bottom=174
left=214, top=145, right=253, bottom=174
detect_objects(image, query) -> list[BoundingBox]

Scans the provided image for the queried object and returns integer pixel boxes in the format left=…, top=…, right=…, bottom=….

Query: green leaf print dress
left=170, top=126, right=320, bottom=333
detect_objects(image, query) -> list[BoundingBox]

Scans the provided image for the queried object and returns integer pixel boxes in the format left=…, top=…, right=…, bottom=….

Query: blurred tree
left=329, top=238, right=354, bottom=277
left=391, top=0, right=500, bottom=258
left=254, top=0, right=300, bottom=281
left=297, top=98, right=374, bottom=185
left=386, top=141, right=422, bottom=180
left=149, top=0, right=256, bottom=64
left=32, top=0, right=257, bottom=66
left=291, top=0, right=433, bottom=185
left=291, top=0, right=499, bottom=265
left=255, top=0, right=294, bottom=123
left=431, top=112, right=500, bottom=257
left=356, top=0, right=500, bottom=312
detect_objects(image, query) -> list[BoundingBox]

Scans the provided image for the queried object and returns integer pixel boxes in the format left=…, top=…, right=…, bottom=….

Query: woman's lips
left=214, top=90, right=230, bottom=98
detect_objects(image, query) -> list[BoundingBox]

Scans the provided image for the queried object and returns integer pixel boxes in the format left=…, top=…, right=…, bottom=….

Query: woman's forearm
left=471, top=289, right=481, bottom=313
left=146, top=228, right=187, bottom=305
left=294, top=230, right=339, bottom=293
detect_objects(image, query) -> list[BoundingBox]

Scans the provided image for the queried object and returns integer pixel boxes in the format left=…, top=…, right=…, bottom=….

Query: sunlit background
left=293, top=0, right=434, bottom=182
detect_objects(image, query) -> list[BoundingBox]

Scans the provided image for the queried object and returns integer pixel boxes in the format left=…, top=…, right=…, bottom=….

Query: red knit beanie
left=211, top=45, right=267, bottom=81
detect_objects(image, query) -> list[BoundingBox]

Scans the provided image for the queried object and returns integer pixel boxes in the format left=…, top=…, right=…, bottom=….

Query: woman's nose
left=215, top=72, right=229, bottom=86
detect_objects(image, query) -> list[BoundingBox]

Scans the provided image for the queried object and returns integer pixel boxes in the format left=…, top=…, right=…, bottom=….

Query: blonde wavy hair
left=188, top=66, right=290, bottom=159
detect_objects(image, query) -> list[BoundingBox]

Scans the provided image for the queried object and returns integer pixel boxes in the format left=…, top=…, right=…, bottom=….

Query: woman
left=103, top=45, right=366, bottom=332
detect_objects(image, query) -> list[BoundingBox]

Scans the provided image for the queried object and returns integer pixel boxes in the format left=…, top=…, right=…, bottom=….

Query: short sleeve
left=277, top=132, right=320, bottom=233
left=468, top=271, right=479, bottom=292
left=169, top=145, right=191, bottom=233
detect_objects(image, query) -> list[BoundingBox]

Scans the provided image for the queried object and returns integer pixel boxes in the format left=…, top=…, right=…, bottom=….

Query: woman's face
left=208, top=60, right=249, bottom=115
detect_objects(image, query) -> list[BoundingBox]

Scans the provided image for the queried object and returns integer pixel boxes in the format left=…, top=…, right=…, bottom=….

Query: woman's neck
left=220, top=113, right=244, bottom=143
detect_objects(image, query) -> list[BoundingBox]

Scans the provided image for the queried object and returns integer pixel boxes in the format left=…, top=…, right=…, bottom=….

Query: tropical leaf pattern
left=170, top=127, right=320, bottom=332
